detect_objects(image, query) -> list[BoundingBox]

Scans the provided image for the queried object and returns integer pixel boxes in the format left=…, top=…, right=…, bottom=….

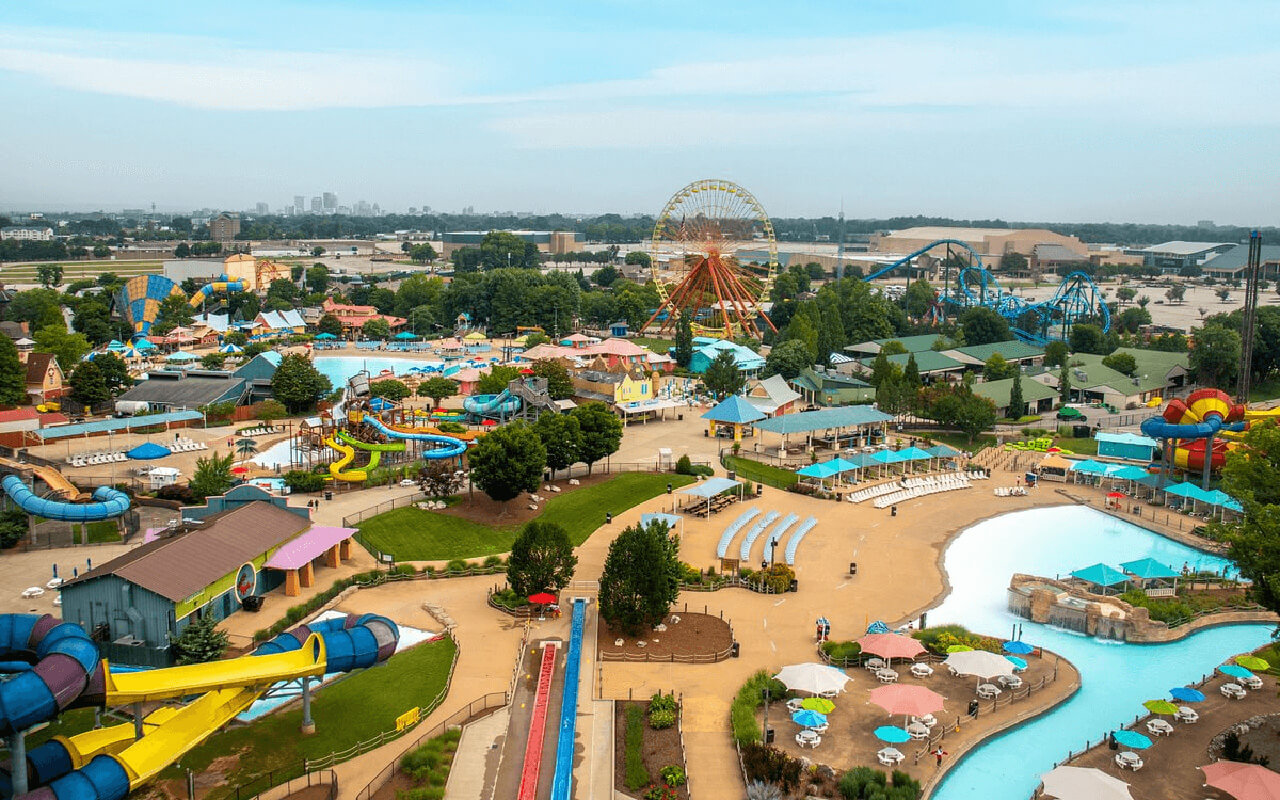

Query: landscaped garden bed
left=615, top=696, right=689, bottom=800
left=598, top=611, right=733, bottom=662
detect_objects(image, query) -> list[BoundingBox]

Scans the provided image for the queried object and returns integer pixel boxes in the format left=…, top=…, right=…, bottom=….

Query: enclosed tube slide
left=358, top=415, right=468, bottom=459
left=1140, top=388, right=1248, bottom=471
left=336, top=431, right=406, bottom=476
left=323, top=437, right=364, bottom=482
left=12, top=613, right=399, bottom=800
left=462, top=390, right=521, bottom=417
left=187, top=279, right=246, bottom=308
left=1, top=476, right=129, bottom=522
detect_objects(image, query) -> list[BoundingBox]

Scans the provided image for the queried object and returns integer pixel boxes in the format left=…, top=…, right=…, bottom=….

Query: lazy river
left=929, top=506, right=1272, bottom=799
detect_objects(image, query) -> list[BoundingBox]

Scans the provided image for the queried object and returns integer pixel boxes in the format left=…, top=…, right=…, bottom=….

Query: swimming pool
left=931, top=506, right=1272, bottom=799
left=313, top=356, right=445, bottom=391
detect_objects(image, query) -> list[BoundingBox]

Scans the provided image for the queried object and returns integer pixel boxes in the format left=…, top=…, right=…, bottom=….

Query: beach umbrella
left=774, top=663, right=852, bottom=696
left=944, top=650, right=1015, bottom=683
left=858, top=633, right=926, bottom=662
left=1142, top=699, right=1180, bottom=715
left=946, top=644, right=974, bottom=653
left=1201, top=761, right=1280, bottom=800
left=800, top=698, right=834, bottom=714
left=791, top=709, right=828, bottom=728
left=315, top=332, right=336, bottom=340
left=230, top=466, right=249, bottom=475
left=126, top=442, right=171, bottom=460
left=873, top=726, right=911, bottom=743
left=1040, top=766, right=1133, bottom=800
left=1112, top=730, right=1152, bottom=750
left=395, top=331, right=418, bottom=340
left=1005, top=656, right=1028, bottom=671
left=1002, top=640, right=1035, bottom=655
left=220, top=343, right=243, bottom=354
left=1237, top=656, right=1270, bottom=672
left=528, top=592, right=556, bottom=605
left=1169, top=687, right=1205, bottom=703
left=166, top=350, right=200, bottom=362
left=1220, top=665, right=1256, bottom=680
left=1107, top=491, right=1125, bottom=498
left=868, top=684, right=945, bottom=721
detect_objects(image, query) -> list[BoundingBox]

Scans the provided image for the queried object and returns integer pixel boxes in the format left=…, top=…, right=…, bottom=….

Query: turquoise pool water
left=930, top=506, right=1272, bottom=799
left=313, top=356, right=444, bottom=390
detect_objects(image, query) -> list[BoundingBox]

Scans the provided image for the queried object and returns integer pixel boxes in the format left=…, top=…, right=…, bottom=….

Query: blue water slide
left=14, top=613, right=400, bottom=800
left=549, top=599, right=586, bottom=800
left=359, top=416, right=468, bottom=459
left=1139, top=414, right=1245, bottom=441
left=462, top=390, right=521, bottom=416
left=1, top=477, right=129, bottom=522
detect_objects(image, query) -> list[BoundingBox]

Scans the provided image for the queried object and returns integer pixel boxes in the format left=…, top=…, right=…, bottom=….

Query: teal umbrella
left=1113, top=729, right=1152, bottom=749
left=791, top=709, right=828, bottom=727
left=874, top=726, right=910, bottom=743
left=315, top=332, right=336, bottom=340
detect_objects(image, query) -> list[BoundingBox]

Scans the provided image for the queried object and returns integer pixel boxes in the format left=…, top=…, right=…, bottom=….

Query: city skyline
left=2, top=1, right=1278, bottom=224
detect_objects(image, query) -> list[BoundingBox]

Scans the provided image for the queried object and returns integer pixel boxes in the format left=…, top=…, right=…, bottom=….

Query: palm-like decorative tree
left=235, top=437, right=259, bottom=459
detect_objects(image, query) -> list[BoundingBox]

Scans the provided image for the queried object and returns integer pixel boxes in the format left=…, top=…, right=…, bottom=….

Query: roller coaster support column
left=301, top=676, right=315, bottom=734
left=10, top=729, right=28, bottom=795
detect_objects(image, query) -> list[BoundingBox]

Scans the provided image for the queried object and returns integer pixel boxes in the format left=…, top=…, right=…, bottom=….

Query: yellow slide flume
left=114, top=686, right=265, bottom=785
left=324, top=436, right=366, bottom=482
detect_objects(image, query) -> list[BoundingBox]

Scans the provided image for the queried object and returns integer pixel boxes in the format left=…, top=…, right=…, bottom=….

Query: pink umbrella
left=868, top=684, right=945, bottom=726
left=1201, top=762, right=1280, bottom=800
left=857, top=633, right=926, bottom=664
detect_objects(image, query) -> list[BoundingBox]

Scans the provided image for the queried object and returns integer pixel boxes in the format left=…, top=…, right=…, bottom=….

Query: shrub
left=445, top=558, right=469, bottom=573
left=759, top=563, right=795, bottom=593
left=394, top=564, right=416, bottom=576
left=741, top=744, right=801, bottom=793
left=821, top=640, right=862, bottom=664
left=156, top=483, right=195, bottom=504
left=284, top=469, right=325, bottom=493
left=675, top=454, right=694, bottom=475
left=838, top=766, right=886, bottom=799
left=482, top=555, right=504, bottom=568
left=643, top=785, right=679, bottom=800
left=912, top=624, right=1001, bottom=654
left=436, top=421, right=467, bottom=434
left=732, top=671, right=787, bottom=746
left=691, top=464, right=715, bottom=477
left=659, top=765, right=687, bottom=787
left=624, top=704, right=650, bottom=790
left=649, top=692, right=678, bottom=714
left=649, top=708, right=675, bottom=730
left=745, top=781, right=783, bottom=800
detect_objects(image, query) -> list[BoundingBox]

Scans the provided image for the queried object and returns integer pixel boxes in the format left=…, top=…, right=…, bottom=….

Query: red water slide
left=517, top=642, right=559, bottom=800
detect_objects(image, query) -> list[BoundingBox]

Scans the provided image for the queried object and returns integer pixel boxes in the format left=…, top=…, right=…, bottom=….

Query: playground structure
left=0, top=611, right=398, bottom=800
left=643, top=179, right=778, bottom=340
left=462, top=377, right=561, bottom=422
left=860, top=239, right=1111, bottom=343
left=324, top=431, right=406, bottom=483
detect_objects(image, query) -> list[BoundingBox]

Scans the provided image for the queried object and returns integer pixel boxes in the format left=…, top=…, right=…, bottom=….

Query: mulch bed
left=615, top=700, right=690, bottom=800
left=598, top=611, right=733, bottom=661
left=439, top=472, right=613, bottom=527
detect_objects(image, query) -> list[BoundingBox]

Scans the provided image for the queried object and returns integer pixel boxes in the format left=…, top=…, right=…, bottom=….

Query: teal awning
left=1164, top=482, right=1215, bottom=501
left=1070, top=563, right=1129, bottom=586
left=924, top=444, right=962, bottom=458
left=896, top=446, right=934, bottom=461
left=1110, top=466, right=1152, bottom=480
left=797, top=462, right=842, bottom=479
left=1120, top=558, right=1179, bottom=580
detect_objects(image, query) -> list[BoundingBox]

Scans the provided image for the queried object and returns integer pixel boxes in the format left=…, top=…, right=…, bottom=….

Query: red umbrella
left=857, top=633, right=926, bottom=661
left=520, top=368, right=535, bottom=375
left=1107, top=492, right=1125, bottom=498
left=482, top=419, right=497, bottom=426
left=231, top=466, right=249, bottom=474
left=528, top=592, right=557, bottom=605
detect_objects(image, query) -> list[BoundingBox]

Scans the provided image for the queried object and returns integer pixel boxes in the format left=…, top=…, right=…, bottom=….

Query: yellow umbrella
left=1143, top=699, right=1179, bottom=715
left=800, top=697, right=835, bottom=714
left=1237, top=655, right=1270, bottom=672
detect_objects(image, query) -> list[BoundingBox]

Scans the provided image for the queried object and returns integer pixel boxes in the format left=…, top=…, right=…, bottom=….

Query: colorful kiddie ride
left=0, top=612, right=397, bottom=800
left=1140, top=388, right=1248, bottom=472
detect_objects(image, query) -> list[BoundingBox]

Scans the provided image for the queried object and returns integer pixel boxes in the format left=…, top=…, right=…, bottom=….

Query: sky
left=1, top=1, right=1278, bottom=224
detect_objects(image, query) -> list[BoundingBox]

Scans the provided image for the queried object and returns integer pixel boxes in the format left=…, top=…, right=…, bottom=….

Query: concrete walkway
left=443, top=706, right=510, bottom=800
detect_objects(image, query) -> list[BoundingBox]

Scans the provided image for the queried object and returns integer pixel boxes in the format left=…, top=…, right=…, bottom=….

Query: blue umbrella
left=1112, top=729, right=1152, bottom=750
left=866, top=621, right=890, bottom=634
left=874, top=725, right=911, bottom=743
left=1005, top=656, right=1028, bottom=671
left=1220, top=664, right=1255, bottom=679
left=1002, top=641, right=1035, bottom=655
left=1170, top=687, right=1206, bottom=703
left=791, top=709, right=828, bottom=727
left=395, top=331, right=419, bottom=340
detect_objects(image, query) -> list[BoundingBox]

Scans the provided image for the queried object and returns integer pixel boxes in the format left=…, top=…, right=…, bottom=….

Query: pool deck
left=1056, top=669, right=1280, bottom=799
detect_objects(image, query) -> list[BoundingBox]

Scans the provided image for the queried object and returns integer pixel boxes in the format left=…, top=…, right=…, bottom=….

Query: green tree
left=312, top=245, right=326, bottom=257
left=68, top=362, right=110, bottom=406
left=317, top=314, right=343, bottom=338
left=408, top=243, right=437, bottom=264
left=506, top=521, right=578, bottom=597
left=8, top=289, right=66, bottom=329
left=477, top=364, right=521, bottom=395
left=1058, top=364, right=1072, bottom=404
left=673, top=314, right=694, bottom=368
left=156, top=293, right=195, bottom=330
left=1102, top=352, right=1138, bottom=376
left=1116, top=307, right=1152, bottom=334
left=983, top=353, right=1019, bottom=381
left=531, top=359, right=574, bottom=400
left=1116, top=286, right=1137, bottom=305
left=369, top=379, right=410, bottom=402
left=879, top=340, right=908, bottom=356
left=1043, top=340, right=1069, bottom=368
left=416, top=377, right=458, bottom=409
left=256, top=399, right=287, bottom=423
left=764, top=339, right=811, bottom=380
left=869, top=352, right=896, bottom=388
left=534, top=412, right=582, bottom=478
left=173, top=615, right=230, bottom=665
left=959, top=306, right=1010, bottom=347
left=1190, top=325, right=1241, bottom=389
left=270, top=353, right=332, bottom=412
left=702, top=349, right=745, bottom=399
left=1008, top=371, right=1025, bottom=419
left=1068, top=323, right=1108, bottom=355
left=903, top=278, right=936, bottom=318
left=33, top=324, right=91, bottom=371
left=593, top=265, right=620, bottom=287
left=903, top=353, right=922, bottom=396
left=201, top=353, right=226, bottom=369
left=624, top=250, right=652, bottom=268
left=598, top=519, right=681, bottom=636
left=174, top=242, right=190, bottom=258
left=955, top=391, right=997, bottom=442
left=1217, top=421, right=1280, bottom=618
left=189, top=451, right=236, bottom=500
left=235, top=437, right=259, bottom=459
left=92, top=243, right=110, bottom=259
left=570, top=402, right=623, bottom=474
left=1165, top=285, right=1186, bottom=304
left=305, top=264, right=330, bottom=293
left=998, top=252, right=1028, bottom=273
left=361, top=318, right=391, bottom=340
left=36, top=264, right=63, bottom=288
left=469, top=420, right=546, bottom=504
left=0, top=336, right=26, bottom=405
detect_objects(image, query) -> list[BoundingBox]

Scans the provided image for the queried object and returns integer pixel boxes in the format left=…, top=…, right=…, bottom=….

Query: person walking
left=933, top=748, right=948, bottom=767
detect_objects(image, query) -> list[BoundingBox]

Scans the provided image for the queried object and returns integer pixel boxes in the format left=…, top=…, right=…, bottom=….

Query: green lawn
left=165, top=637, right=456, bottom=796
left=71, top=521, right=123, bottom=544
left=358, top=472, right=694, bottom=560
left=631, top=337, right=675, bottom=353
left=723, top=455, right=797, bottom=490
left=909, top=431, right=996, bottom=453
left=1052, top=435, right=1099, bottom=455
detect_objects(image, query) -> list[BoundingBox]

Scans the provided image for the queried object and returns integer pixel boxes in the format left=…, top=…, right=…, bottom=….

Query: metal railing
left=342, top=491, right=428, bottom=527
left=242, top=769, right=337, bottom=800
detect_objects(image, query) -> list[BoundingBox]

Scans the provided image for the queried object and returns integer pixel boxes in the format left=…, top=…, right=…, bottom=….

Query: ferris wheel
left=644, top=179, right=777, bottom=339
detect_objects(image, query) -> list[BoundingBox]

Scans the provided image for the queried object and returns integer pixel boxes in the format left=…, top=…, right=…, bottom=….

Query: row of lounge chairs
left=170, top=437, right=208, bottom=452
left=994, top=486, right=1028, bottom=497
left=68, top=451, right=126, bottom=466
left=872, top=476, right=972, bottom=509
left=239, top=426, right=280, bottom=437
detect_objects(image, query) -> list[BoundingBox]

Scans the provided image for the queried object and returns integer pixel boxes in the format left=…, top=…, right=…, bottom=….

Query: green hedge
left=731, top=671, right=787, bottom=746
left=624, top=703, right=650, bottom=790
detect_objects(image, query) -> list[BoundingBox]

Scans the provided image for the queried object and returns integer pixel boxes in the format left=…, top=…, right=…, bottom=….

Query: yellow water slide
left=324, top=436, right=366, bottom=482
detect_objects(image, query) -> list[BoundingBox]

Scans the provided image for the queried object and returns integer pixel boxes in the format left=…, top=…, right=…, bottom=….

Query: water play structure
left=462, top=377, right=560, bottom=421
left=0, top=475, right=129, bottom=523
left=114, top=276, right=185, bottom=339
left=0, top=611, right=398, bottom=800
left=1138, top=388, right=1280, bottom=480
left=462, top=390, right=522, bottom=417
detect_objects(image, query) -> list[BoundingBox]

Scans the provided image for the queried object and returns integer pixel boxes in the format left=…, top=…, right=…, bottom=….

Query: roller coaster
left=861, top=239, right=1110, bottom=343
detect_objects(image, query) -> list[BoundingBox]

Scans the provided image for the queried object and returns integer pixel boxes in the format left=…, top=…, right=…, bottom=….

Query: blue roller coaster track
left=861, top=239, right=1110, bottom=343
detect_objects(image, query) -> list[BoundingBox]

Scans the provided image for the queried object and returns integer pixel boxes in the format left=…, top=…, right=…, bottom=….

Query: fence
left=243, top=769, right=338, bottom=800
left=342, top=491, right=429, bottom=527
left=678, top=575, right=788, bottom=595
left=352, top=692, right=510, bottom=800
left=599, top=603, right=736, bottom=663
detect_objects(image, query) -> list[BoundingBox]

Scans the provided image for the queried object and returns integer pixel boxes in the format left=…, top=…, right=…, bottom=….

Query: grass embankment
left=722, top=455, right=797, bottom=490
left=0, top=261, right=162, bottom=281
left=358, top=473, right=693, bottom=560
left=1052, top=435, right=1099, bottom=455
left=909, top=431, right=996, bottom=453
left=164, top=637, right=456, bottom=797
left=72, top=521, right=123, bottom=544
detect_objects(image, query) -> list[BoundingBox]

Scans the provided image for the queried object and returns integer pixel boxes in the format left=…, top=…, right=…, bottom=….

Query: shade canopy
left=858, top=633, right=926, bottom=660
left=774, top=663, right=852, bottom=695
left=1165, top=481, right=1215, bottom=501
left=944, top=650, right=1016, bottom=680
left=946, top=644, right=974, bottom=653
left=1120, top=558, right=1179, bottom=580
left=895, top=446, right=934, bottom=461
left=639, top=512, right=682, bottom=532
left=1070, top=563, right=1129, bottom=587
left=126, top=442, right=171, bottom=460
left=1040, top=766, right=1133, bottom=800
left=701, top=395, right=766, bottom=425
left=220, top=343, right=244, bottom=353
left=871, top=449, right=907, bottom=464
left=1112, top=730, right=1152, bottom=750
left=1237, top=656, right=1271, bottom=672
left=1110, top=465, right=1151, bottom=480
left=797, top=461, right=843, bottom=479
left=868, top=684, right=945, bottom=718
left=1005, top=656, right=1028, bottom=671
left=925, top=444, right=962, bottom=458
left=1220, top=665, right=1255, bottom=680
left=791, top=709, right=828, bottom=727
left=1142, top=699, right=1180, bottom=715
left=314, top=332, right=337, bottom=340
left=680, top=477, right=739, bottom=498
left=1002, top=640, right=1035, bottom=655
left=528, top=592, right=556, bottom=604
left=1201, top=761, right=1280, bottom=800
left=873, top=726, right=911, bottom=743
left=1169, top=687, right=1205, bottom=703
left=166, top=350, right=200, bottom=362
left=395, top=331, right=419, bottom=340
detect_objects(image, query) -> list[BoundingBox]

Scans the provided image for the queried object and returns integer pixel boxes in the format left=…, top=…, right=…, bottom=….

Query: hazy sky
left=2, top=1, right=1278, bottom=224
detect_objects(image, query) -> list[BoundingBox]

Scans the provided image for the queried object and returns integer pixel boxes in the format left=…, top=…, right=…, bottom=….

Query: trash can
left=324, top=490, right=333, bottom=501
left=849, top=562, right=858, bottom=576
left=756, top=484, right=763, bottom=496
left=606, top=512, right=612, bottom=524
left=968, top=699, right=979, bottom=718
left=1108, top=732, right=1118, bottom=750
left=731, top=641, right=740, bottom=658
left=765, top=728, right=775, bottom=744
left=891, top=506, right=897, bottom=517
left=789, top=578, right=798, bottom=592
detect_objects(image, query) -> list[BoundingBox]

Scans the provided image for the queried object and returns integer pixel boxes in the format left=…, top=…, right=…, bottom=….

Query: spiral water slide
left=187, top=279, right=246, bottom=308
left=462, top=390, right=521, bottom=417
left=357, top=414, right=469, bottom=459
left=3, top=612, right=397, bottom=800
left=1, top=476, right=130, bottom=523
left=1140, top=388, right=1248, bottom=471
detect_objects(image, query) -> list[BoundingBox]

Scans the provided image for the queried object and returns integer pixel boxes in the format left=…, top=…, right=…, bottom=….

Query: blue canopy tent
left=126, top=442, right=172, bottom=460
left=1164, top=481, right=1215, bottom=512
left=132, top=338, right=156, bottom=351
left=639, top=512, right=684, bottom=536
left=924, top=444, right=962, bottom=459
left=166, top=350, right=200, bottom=362
left=896, top=446, right=934, bottom=462
left=1110, top=465, right=1151, bottom=481
left=1069, top=563, right=1130, bottom=594
left=395, top=331, right=419, bottom=340
left=1202, top=489, right=1244, bottom=515
left=678, top=476, right=743, bottom=516
left=1120, top=557, right=1180, bottom=591
left=219, top=343, right=244, bottom=354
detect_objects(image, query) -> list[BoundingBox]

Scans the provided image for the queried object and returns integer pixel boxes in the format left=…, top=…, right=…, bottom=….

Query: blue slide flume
left=1, top=476, right=129, bottom=522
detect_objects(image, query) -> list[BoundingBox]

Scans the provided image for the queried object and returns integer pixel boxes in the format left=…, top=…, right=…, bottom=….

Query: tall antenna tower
left=1237, top=230, right=1263, bottom=402
left=835, top=201, right=846, bottom=280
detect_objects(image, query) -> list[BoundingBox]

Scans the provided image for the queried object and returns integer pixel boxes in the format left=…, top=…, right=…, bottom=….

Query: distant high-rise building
left=408, top=207, right=417, bottom=215
left=294, top=195, right=305, bottom=214
left=311, top=196, right=322, bottom=213
left=371, top=203, right=381, bottom=216
left=1197, top=220, right=1216, bottom=228
left=283, top=205, right=294, bottom=217
left=255, top=202, right=269, bottom=215
left=208, top=213, right=241, bottom=243
left=355, top=200, right=371, bottom=216
left=323, top=192, right=337, bottom=212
